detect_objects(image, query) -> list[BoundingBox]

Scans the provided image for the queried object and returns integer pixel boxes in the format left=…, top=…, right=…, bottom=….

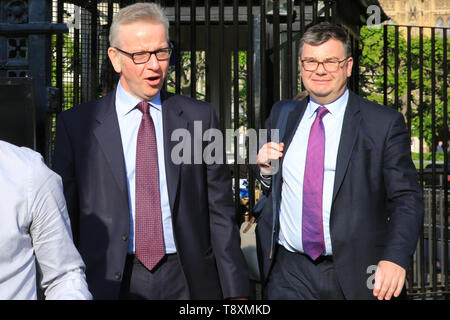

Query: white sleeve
left=28, top=156, right=92, bottom=300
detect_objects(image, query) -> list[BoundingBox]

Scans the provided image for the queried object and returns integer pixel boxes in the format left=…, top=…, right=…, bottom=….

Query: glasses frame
left=114, top=44, right=173, bottom=64
left=300, top=57, right=350, bottom=72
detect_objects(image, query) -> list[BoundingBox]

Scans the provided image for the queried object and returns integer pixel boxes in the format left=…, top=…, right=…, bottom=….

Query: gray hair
left=299, top=21, right=351, bottom=58
left=109, top=2, right=170, bottom=47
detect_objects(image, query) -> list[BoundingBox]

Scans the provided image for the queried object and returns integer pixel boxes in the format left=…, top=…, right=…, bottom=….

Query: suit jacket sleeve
left=52, top=112, right=80, bottom=246
left=251, top=101, right=284, bottom=195
left=205, top=107, right=250, bottom=299
left=381, top=112, right=424, bottom=270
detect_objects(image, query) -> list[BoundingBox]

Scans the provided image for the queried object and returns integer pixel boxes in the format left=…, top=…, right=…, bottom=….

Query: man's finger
left=393, top=274, right=405, bottom=298
left=373, top=267, right=383, bottom=296
left=266, top=142, right=284, bottom=152
left=384, top=282, right=397, bottom=300
left=259, top=144, right=283, bottom=162
left=260, top=150, right=283, bottom=163
left=378, top=272, right=395, bottom=300
left=376, top=279, right=389, bottom=300
left=374, top=267, right=389, bottom=300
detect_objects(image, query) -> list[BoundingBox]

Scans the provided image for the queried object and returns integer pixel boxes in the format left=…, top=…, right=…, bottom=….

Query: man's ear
left=346, top=56, right=354, bottom=78
left=108, top=47, right=122, bottom=74
left=298, top=56, right=303, bottom=76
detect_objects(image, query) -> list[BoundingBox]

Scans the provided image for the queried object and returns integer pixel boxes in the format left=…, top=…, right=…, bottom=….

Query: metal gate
left=51, top=0, right=364, bottom=221
left=359, top=24, right=449, bottom=299
left=49, top=1, right=448, bottom=299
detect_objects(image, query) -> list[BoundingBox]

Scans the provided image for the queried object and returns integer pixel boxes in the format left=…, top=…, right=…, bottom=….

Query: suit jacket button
left=114, top=272, right=121, bottom=280
left=122, top=234, right=128, bottom=241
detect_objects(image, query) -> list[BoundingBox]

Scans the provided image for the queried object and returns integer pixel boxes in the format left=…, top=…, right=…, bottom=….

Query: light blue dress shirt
left=115, top=81, right=176, bottom=254
left=278, top=88, right=349, bottom=256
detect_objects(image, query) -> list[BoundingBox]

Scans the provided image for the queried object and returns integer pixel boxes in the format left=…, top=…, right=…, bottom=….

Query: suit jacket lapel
left=93, top=90, right=129, bottom=203
left=282, top=98, right=308, bottom=152
left=332, top=91, right=361, bottom=203
left=273, top=99, right=308, bottom=192
left=271, top=99, right=308, bottom=234
left=161, top=91, right=188, bottom=214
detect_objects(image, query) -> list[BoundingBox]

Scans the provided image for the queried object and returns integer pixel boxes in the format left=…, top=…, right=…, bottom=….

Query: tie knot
left=137, top=101, right=149, bottom=114
left=316, top=106, right=329, bottom=119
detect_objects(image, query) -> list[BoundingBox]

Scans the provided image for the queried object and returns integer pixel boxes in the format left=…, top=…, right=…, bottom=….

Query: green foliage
left=167, top=50, right=249, bottom=128
left=51, top=33, right=81, bottom=110
left=166, top=51, right=206, bottom=100
left=412, top=152, right=445, bottom=162
left=359, top=26, right=449, bottom=148
left=233, top=51, right=249, bottom=128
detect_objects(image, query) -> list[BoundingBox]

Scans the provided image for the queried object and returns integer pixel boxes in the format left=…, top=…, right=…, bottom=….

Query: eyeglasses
left=301, top=57, right=349, bottom=72
left=114, top=45, right=173, bottom=64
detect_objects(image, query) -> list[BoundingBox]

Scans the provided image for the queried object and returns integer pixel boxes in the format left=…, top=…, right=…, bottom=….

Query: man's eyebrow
left=302, top=56, right=341, bottom=60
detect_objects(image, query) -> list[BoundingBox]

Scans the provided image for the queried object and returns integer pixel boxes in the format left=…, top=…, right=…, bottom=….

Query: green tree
left=359, top=26, right=449, bottom=148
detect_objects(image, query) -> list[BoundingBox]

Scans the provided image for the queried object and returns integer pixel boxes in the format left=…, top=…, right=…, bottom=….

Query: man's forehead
left=119, top=20, right=165, bottom=32
left=301, top=39, right=346, bottom=56
left=302, top=55, right=341, bottom=60
left=117, top=21, right=168, bottom=46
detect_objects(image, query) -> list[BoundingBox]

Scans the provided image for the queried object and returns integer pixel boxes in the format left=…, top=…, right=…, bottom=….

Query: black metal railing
left=51, top=0, right=343, bottom=221
left=360, top=24, right=449, bottom=299
left=51, top=0, right=448, bottom=299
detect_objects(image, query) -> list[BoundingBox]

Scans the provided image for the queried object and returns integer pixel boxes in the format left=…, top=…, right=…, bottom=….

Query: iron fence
left=50, top=1, right=449, bottom=299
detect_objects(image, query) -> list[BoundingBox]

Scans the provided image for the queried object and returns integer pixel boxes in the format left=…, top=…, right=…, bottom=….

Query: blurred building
left=378, top=0, right=450, bottom=36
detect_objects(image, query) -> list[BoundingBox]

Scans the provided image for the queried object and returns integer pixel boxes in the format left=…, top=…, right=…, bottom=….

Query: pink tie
left=135, top=101, right=165, bottom=270
left=302, top=106, right=328, bottom=260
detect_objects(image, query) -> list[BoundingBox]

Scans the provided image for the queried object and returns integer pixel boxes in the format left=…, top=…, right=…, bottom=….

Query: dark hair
left=299, top=21, right=351, bottom=58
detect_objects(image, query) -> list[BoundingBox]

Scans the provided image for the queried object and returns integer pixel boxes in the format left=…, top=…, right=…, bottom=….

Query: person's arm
left=373, top=111, right=424, bottom=300
left=205, top=106, right=250, bottom=299
left=53, top=113, right=80, bottom=246
left=29, top=157, right=92, bottom=300
left=252, top=104, right=281, bottom=193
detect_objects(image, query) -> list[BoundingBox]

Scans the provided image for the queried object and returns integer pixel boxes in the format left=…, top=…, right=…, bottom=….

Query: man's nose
left=146, top=53, right=160, bottom=69
left=315, top=62, right=327, bottom=74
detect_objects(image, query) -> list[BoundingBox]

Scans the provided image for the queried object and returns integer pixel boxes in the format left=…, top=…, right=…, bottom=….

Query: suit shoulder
left=58, top=92, right=113, bottom=120
left=356, top=95, right=401, bottom=119
left=268, top=99, right=303, bottom=123
left=271, top=99, right=294, bottom=113
left=167, top=93, right=212, bottom=109
left=353, top=94, right=406, bottom=141
left=164, top=93, right=216, bottom=118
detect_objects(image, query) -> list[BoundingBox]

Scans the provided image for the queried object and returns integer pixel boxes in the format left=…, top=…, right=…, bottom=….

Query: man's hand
left=373, top=260, right=406, bottom=300
left=257, top=142, right=285, bottom=175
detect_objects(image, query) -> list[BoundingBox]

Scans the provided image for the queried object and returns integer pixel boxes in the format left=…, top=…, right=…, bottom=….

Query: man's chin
left=142, top=86, right=163, bottom=100
left=309, top=90, right=332, bottom=101
left=312, top=91, right=331, bottom=97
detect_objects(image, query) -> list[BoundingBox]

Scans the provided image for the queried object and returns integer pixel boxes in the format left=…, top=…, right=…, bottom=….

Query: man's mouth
left=312, top=79, right=331, bottom=84
left=145, top=76, right=160, bottom=85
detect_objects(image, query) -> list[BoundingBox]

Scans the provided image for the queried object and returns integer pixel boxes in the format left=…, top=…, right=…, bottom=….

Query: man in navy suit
left=256, top=22, right=423, bottom=300
left=53, top=2, right=249, bottom=300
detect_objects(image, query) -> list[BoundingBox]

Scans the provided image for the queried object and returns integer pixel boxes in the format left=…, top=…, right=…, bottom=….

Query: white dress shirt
left=279, top=88, right=349, bottom=256
left=115, top=81, right=176, bottom=254
left=0, top=140, right=92, bottom=300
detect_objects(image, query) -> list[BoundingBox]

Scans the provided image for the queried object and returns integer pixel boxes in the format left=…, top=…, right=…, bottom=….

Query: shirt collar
left=306, top=87, right=349, bottom=119
left=115, top=80, right=162, bottom=116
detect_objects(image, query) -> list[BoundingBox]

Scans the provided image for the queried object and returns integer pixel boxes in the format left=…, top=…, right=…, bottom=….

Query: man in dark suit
left=53, top=2, right=249, bottom=300
left=256, top=22, right=423, bottom=300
